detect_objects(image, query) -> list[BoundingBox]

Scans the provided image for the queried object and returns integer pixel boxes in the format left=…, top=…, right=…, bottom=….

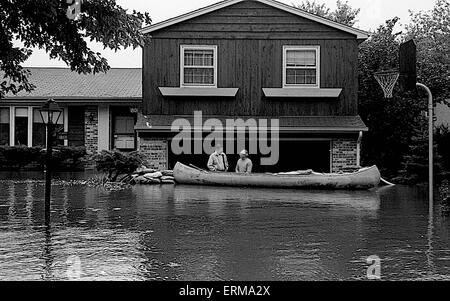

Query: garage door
left=266, top=140, right=331, bottom=173
left=168, top=139, right=331, bottom=173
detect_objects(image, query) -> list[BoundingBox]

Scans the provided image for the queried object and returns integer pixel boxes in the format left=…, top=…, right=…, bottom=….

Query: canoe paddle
left=189, top=164, right=208, bottom=172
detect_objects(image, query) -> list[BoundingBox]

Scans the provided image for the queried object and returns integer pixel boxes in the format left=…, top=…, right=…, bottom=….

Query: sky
left=23, top=0, right=436, bottom=68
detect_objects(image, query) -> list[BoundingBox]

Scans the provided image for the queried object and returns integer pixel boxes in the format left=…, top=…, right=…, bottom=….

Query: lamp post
left=416, top=83, right=434, bottom=211
left=39, top=99, right=62, bottom=225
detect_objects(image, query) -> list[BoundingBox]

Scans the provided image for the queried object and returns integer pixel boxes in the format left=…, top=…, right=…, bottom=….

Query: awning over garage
left=135, top=114, right=368, bottom=133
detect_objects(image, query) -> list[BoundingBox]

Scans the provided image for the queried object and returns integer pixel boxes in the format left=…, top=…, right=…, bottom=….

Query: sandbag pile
left=132, top=169, right=175, bottom=185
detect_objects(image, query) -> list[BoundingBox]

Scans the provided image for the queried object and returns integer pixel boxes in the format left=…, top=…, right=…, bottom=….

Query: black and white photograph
left=1, top=0, right=450, bottom=288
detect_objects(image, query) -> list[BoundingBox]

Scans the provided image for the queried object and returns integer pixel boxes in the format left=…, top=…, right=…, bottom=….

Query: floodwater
left=0, top=172, right=449, bottom=281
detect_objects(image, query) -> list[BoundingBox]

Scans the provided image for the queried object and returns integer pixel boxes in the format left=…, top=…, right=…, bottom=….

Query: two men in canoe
left=207, top=145, right=253, bottom=174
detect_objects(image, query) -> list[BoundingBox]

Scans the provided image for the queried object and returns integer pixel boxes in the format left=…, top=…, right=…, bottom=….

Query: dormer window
left=283, top=46, right=320, bottom=88
left=180, top=45, right=217, bottom=88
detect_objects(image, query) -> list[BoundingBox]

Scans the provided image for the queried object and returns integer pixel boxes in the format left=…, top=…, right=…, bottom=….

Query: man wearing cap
left=235, top=150, right=253, bottom=174
left=207, top=144, right=229, bottom=172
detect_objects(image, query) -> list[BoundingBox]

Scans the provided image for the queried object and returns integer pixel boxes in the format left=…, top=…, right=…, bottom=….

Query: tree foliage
left=436, top=125, right=450, bottom=178
left=359, top=18, right=402, bottom=101
left=395, top=118, right=445, bottom=184
left=295, top=0, right=361, bottom=26
left=405, top=0, right=450, bottom=104
left=358, top=16, right=450, bottom=182
left=358, top=18, right=425, bottom=178
left=0, top=0, right=151, bottom=98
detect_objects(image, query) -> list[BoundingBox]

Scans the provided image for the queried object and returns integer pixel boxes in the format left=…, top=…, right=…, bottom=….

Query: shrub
left=50, top=146, right=87, bottom=170
left=0, top=146, right=88, bottom=171
left=92, top=150, right=144, bottom=182
left=436, top=125, right=450, bottom=180
left=0, top=146, right=42, bottom=169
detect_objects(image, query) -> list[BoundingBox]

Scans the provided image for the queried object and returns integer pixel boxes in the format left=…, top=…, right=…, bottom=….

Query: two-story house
left=136, top=0, right=370, bottom=172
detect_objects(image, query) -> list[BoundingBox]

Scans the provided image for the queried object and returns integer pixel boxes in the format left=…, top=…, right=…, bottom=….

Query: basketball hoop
left=374, top=69, right=400, bottom=99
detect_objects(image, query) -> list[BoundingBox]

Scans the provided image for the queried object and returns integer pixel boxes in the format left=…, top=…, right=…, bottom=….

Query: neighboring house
left=1, top=68, right=141, bottom=153
left=137, top=0, right=369, bottom=172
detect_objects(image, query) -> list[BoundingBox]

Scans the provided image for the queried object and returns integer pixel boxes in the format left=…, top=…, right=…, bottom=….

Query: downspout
left=356, top=131, right=363, bottom=167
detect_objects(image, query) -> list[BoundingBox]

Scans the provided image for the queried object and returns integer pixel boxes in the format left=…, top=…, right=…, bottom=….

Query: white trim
left=9, top=107, right=14, bottom=146
left=159, top=87, right=238, bottom=97
left=140, top=0, right=369, bottom=40
left=27, top=107, right=33, bottom=147
left=97, top=105, right=110, bottom=151
left=282, top=45, right=320, bottom=88
left=357, top=131, right=363, bottom=167
left=180, top=45, right=218, bottom=88
left=263, top=87, right=341, bottom=98
left=64, top=107, right=69, bottom=146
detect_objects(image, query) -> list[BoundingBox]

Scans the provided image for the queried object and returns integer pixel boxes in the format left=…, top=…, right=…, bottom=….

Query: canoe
left=173, top=162, right=381, bottom=190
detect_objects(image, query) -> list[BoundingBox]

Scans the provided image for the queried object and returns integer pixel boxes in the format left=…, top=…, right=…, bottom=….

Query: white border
left=180, top=45, right=218, bottom=88
left=282, top=45, right=320, bottom=88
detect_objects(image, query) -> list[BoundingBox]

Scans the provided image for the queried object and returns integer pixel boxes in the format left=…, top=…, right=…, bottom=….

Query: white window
left=180, top=45, right=217, bottom=87
left=283, top=46, right=320, bottom=88
left=0, top=106, right=67, bottom=147
left=0, top=108, right=10, bottom=146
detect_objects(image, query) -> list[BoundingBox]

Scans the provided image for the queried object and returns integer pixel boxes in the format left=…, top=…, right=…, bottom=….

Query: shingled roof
left=135, top=114, right=368, bottom=133
left=3, top=67, right=142, bottom=101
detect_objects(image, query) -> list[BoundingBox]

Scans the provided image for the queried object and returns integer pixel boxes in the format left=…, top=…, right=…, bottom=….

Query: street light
left=416, top=83, right=434, bottom=211
left=39, top=99, right=62, bottom=225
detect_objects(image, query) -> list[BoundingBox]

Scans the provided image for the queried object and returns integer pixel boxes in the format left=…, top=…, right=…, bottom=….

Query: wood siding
left=143, top=0, right=359, bottom=116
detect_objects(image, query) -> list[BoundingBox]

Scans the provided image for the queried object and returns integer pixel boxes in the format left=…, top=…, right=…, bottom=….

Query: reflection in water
left=0, top=174, right=449, bottom=281
left=42, top=226, right=54, bottom=280
left=427, top=199, right=435, bottom=277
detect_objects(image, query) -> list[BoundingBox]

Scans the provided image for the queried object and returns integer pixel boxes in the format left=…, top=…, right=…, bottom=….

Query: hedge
left=0, top=146, right=87, bottom=171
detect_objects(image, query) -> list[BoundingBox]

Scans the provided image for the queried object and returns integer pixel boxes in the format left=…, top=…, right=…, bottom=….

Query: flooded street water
left=0, top=172, right=449, bottom=281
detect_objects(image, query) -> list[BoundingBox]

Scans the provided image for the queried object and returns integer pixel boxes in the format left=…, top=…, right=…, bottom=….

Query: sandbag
left=147, top=178, right=162, bottom=184
left=134, top=176, right=147, bottom=184
left=161, top=170, right=174, bottom=177
left=161, top=180, right=175, bottom=184
left=144, top=171, right=163, bottom=179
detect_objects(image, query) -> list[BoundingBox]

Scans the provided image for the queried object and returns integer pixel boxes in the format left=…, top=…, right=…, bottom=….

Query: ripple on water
left=0, top=176, right=449, bottom=280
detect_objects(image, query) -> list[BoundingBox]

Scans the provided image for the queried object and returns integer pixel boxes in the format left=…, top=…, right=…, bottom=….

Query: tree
left=331, top=0, right=361, bottom=26
left=0, top=0, right=151, bottom=98
left=395, top=117, right=444, bottom=184
left=436, top=125, right=450, bottom=179
left=295, top=0, right=331, bottom=18
left=359, top=18, right=402, bottom=101
left=358, top=18, right=426, bottom=178
left=405, top=0, right=450, bottom=104
left=295, top=0, right=361, bottom=26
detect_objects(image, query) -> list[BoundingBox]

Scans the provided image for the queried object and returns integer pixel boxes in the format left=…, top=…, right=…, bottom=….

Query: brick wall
left=138, top=137, right=168, bottom=170
left=84, top=106, right=98, bottom=154
left=332, top=138, right=358, bottom=173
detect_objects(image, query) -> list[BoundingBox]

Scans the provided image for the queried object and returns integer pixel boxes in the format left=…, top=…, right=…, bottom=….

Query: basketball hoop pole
left=416, top=83, right=434, bottom=211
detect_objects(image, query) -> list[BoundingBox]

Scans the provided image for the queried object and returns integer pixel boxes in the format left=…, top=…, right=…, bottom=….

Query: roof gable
left=141, top=0, right=369, bottom=40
